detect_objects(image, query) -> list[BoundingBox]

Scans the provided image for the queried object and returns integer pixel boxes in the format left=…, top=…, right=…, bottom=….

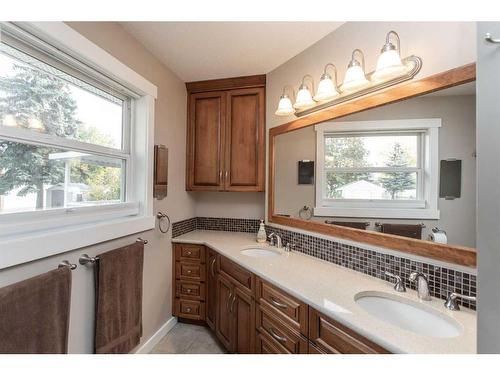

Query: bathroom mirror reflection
left=274, top=82, right=476, bottom=249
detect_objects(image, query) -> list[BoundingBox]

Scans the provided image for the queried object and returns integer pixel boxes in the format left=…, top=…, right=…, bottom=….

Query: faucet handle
left=385, top=271, right=406, bottom=292
left=268, top=232, right=276, bottom=246
left=284, top=242, right=295, bottom=252
left=444, top=292, right=477, bottom=311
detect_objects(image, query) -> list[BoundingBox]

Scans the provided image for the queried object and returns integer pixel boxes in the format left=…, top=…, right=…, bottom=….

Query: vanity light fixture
left=314, top=63, right=340, bottom=102
left=372, top=30, right=407, bottom=81
left=275, top=85, right=296, bottom=116
left=276, top=30, right=423, bottom=118
left=341, top=49, right=370, bottom=92
left=293, top=75, right=316, bottom=110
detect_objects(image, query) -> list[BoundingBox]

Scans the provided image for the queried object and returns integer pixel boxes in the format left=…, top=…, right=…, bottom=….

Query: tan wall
left=274, top=94, right=476, bottom=247
left=266, top=21, right=476, bottom=243
left=0, top=22, right=195, bottom=353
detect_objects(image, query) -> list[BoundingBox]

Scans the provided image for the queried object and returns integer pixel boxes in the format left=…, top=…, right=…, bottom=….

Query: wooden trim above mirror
left=268, top=63, right=477, bottom=268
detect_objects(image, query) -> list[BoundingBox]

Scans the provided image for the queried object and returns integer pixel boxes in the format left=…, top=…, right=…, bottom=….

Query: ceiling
left=120, top=22, right=343, bottom=82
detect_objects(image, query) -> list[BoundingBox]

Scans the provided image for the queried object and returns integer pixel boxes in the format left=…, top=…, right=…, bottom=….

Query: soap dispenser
left=257, top=220, right=267, bottom=243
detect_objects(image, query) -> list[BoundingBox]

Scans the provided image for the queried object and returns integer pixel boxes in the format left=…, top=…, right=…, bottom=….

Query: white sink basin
left=241, top=247, right=281, bottom=258
left=355, top=291, right=462, bottom=338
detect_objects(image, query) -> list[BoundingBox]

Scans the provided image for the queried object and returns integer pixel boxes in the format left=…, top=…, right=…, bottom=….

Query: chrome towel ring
left=485, top=33, right=500, bottom=44
left=157, top=211, right=171, bottom=234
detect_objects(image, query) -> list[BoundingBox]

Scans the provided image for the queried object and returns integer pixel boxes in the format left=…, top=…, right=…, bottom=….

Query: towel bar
left=58, top=260, right=77, bottom=270
left=79, top=238, right=148, bottom=266
left=374, top=222, right=426, bottom=228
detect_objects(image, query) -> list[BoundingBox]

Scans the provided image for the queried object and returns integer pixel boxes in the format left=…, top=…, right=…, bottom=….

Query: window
left=0, top=22, right=156, bottom=267
left=0, top=40, right=130, bottom=215
left=315, top=119, right=440, bottom=219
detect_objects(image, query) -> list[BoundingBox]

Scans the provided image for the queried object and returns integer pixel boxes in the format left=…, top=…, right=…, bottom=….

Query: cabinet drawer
left=175, top=244, right=206, bottom=263
left=175, top=262, right=206, bottom=281
left=256, top=305, right=308, bottom=354
left=256, top=278, right=308, bottom=336
left=219, top=256, right=254, bottom=294
left=175, top=281, right=205, bottom=300
left=308, top=343, right=327, bottom=354
left=256, top=331, right=290, bottom=354
left=175, top=299, right=205, bottom=320
left=309, top=308, right=389, bottom=354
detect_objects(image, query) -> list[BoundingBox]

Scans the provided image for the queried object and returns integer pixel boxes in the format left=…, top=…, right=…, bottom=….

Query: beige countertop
left=172, top=230, right=476, bottom=354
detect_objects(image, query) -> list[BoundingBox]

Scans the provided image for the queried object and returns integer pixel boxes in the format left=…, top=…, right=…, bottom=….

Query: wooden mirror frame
left=268, top=63, right=477, bottom=267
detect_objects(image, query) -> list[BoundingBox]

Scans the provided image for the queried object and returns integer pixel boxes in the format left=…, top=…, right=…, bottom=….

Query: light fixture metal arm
left=323, top=63, right=339, bottom=87
left=281, top=84, right=296, bottom=101
left=300, top=74, right=315, bottom=93
left=351, top=48, right=366, bottom=71
left=386, top=30, right=401, bottom=54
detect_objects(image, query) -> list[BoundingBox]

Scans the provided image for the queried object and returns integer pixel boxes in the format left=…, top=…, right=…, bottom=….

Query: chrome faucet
left=409, top=272, right=431, bottom=301
left=268, top=232, right=283, bottom=248
left=444, top=292, right=477, bottom=311
left=385, top=271, right=406, bottom=292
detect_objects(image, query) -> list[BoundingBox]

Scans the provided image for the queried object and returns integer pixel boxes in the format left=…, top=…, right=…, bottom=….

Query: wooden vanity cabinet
left=206, top=248, right=218, bottom=330
left=309, top=308, right=390, bottom=354
left=185, top=75, right=265, bottom=192
left=215, top=270, right=255, bottom=353
left=172, top=241, right=390, bottom=354
left=173, top=244, right=207, bottom=321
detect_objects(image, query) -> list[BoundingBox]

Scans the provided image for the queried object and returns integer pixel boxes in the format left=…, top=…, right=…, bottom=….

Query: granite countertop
left=172, top=230, right=476, bottom=354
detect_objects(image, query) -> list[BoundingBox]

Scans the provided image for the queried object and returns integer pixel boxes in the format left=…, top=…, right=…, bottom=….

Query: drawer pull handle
left=186, top=307, right=192, bottom=313
left=211, top=258, right=216, bottom=277
left=186, top=251, right=192, bottom=256
left=269, top=327, right=287, bottom=343
left=186, top=289, right=192, bottom=293
left=270, top=297, right=288, bottom=309
left=187, top=270, right=192, bottom=274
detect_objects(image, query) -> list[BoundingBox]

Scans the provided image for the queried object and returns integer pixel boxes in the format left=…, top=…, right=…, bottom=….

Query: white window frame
left=314, top=119, right=441, bottom=220
left=0, top=22, right=157, bottom=269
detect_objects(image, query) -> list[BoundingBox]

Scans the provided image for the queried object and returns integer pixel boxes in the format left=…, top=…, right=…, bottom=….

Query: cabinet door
left=206, top=249, right=217, bottom=330
left=187, top=91, right=226, bottom=191
left=215, top=273, right=234, bottom=351
left=233, top=287, right=255, bottom=354
left=224, top=87, right=265, bottom=191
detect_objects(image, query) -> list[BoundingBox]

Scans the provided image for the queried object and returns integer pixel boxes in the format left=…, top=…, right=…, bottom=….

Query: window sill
left=0, top=215, right=154, bottom=269
left=314, top=206, right=440, bottom=220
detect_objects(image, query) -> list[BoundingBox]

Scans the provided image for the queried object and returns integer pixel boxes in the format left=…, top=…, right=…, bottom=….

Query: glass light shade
left=293, top=86, right=315, bottom=109
left=314, top=77, right=340, bottom=102
left=341, top=65, right=369, bottom=92
left=275, top=95, right=295, bottom=116
left=372, top=49, right=407, bottom=81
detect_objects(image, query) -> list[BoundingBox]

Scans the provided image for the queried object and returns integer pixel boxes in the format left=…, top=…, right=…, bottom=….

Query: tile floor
left=150, top=322, right=226, bottom=354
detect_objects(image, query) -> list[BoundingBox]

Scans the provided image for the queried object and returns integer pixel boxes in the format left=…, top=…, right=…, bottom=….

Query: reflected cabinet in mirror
left=269, top=64, right=476, bottom=267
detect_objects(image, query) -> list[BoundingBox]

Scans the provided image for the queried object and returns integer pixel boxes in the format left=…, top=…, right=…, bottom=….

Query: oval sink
left=355, top=291, right=462, bottom=338
left=241, top=247, right=281, bottom=258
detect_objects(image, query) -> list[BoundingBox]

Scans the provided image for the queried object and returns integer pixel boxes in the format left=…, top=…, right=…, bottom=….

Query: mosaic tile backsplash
left=172, top=217, right=476, bottom=309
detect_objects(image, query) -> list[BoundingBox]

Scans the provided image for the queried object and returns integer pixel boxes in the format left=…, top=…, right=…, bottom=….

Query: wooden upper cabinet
left=186, top=75, right=265, bottom=192
left=225, top=87, right=265, bottom=191
left=187, top=91, right=226, bottom=191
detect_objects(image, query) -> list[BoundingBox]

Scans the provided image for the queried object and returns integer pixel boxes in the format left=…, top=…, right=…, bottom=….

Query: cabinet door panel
left=225, top=88, right=265, bottom=191
left=215, top=274, right=234, bottom=351
left=233, top=287, right=255, bottom=354
left=187, top=91, right=225, bottom=190
left=206, top=249, right=217, bottom=330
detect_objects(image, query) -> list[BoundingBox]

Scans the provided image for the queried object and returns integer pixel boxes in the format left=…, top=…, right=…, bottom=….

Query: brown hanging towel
left=0, top=267, right=72, bottom=354
left=94, top=242, right=144, bottom=354
left=379, top=223, right=423, bottom=239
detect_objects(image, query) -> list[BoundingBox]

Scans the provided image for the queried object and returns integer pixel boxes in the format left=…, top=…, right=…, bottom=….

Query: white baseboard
left=134, top=316, right=177, bottom=354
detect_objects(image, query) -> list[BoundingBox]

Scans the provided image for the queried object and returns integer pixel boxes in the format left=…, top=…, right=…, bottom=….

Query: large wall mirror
left=269, top=64, right=477, bottom=267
